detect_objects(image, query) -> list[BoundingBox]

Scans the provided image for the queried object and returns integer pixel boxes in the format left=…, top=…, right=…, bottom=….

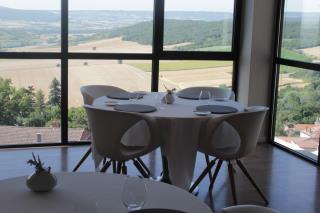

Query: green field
left=195, top=46, right=231, bottom=51
left=281, top=48, right=313, bottom=62
left=129, top=60, right=233, bottom=72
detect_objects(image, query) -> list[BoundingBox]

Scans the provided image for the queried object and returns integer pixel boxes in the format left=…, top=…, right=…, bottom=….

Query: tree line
left=0, top=77, right=88, bottom=129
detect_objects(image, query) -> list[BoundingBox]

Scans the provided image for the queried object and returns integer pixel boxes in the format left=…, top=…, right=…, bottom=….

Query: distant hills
left=0, top=6, right=319, bottom=51
left=93, top=19, right=233, bottom=50
left=0, top=6, right=59, bottom=22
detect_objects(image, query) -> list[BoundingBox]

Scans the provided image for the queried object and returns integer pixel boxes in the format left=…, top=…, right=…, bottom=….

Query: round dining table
left=0, top=172, right=213, bottom=213
left=93, top=92, right=244, bottom=190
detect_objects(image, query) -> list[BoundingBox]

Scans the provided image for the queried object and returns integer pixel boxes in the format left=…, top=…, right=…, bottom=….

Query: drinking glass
left=128, top=92, right=139, bottom=102
left=154, top=93, right=166, bottom=110
left=122, top=176, right=147, bottom=211
left=199, top=90, right=211, bottom=104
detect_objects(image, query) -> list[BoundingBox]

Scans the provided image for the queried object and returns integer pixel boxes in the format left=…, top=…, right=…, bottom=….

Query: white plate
left=214, top=98, right=229, bottom=102
left=194, top=111, right=211, bottom=116
left=105, top=100, right=119, bottom=106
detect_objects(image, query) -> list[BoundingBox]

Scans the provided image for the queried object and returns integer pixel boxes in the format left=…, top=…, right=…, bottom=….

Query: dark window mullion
left=232, top=0, right=242, bottom=100
left=269, top=0, right=286, bottom=143
left=61, top=0, right=68, bottom=144
left=151, top=0, right=165, bottom=92
left=276, top=58, right=320, bottom=72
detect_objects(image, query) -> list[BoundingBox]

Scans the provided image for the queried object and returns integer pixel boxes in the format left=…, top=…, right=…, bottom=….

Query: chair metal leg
left=122, top=162, right=127, bottom=175
left=103, top=157, right=107, bottom=165
left=209, top=159, right=223, bottom=191
left=205, top=154, right=213, bottom=182
left=117, top=162, right=123, bottom=174
left=228, top=161, right=237, bottom=205
left=112, top=161, right=117, bottom=173
left=160, top=155, right=172, bottom=184
left=132, top=159, right=149, bottom=178
left=100, top=160, right=112, bottom=173
left=236, top=160, right=269, bottom=205
left=136, top=157, right=151, bottom=176
left=72, top=147, right=92, bottom=172
left=189, top=158, right=217, bottom=193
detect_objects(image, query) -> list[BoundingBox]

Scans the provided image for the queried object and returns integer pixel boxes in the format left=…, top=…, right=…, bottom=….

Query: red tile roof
left=0, top=126, right=86, bottom=145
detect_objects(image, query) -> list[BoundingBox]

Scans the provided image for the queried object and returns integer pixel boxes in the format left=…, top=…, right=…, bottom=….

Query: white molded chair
left=178, top=87, right=235, bottom=187
left=84, top=105, right=160, bottom=176
left=190, top=106, right=269, bottom=205
left=73, top=85, right=127, bottom=172
left=177, top=87, right=235, bottom=100
left=221, top=205, right=280, bottom=213
left=80, top=85, right=127, bottom=105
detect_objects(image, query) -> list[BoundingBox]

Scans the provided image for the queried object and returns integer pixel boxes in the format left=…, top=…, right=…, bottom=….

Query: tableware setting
left=193, top=110, right=212, bottom=116
left=114, top=104, right=157, bottom=113
left=195, top=105, right=238, bottom=114
left=107, top=92, right=144, bottom=101
left=105, top=100, right=119, bottom=106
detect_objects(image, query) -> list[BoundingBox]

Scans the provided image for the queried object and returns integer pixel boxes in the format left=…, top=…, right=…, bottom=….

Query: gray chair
left=177, top=86, right=235, bottom=100
left=80, top=85, right=127, bottom=105
left=73, top=85, right=127, bottom=172
left=221, top=205, right=280, bottom=213
left=190, top=106, right=269, bottom=205
left=84, top=105, right=160, bottom=176
left=178, top=87, right=235, bottom=184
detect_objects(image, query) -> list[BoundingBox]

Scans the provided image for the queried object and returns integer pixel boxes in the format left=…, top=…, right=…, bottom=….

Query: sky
left=0, top=0, right=232, bottom=11
left=0, top=0, right=319, bottom=12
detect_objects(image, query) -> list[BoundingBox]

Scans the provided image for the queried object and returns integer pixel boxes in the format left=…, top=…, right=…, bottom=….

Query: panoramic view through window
left=0, top=0, right=236, bottom=145
left=274, top=0, right=320, bottom=160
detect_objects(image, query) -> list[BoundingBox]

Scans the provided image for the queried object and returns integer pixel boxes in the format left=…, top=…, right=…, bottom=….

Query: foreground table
left=0, top=172, right=213, bottom=213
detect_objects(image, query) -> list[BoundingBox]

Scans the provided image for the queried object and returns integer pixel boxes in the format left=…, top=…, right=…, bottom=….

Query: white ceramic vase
left=162, top=93, right=175, bottom=104
left=26, top=171, right=57, bottom=192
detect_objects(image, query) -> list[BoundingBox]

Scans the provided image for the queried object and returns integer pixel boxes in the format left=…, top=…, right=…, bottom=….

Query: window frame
left=0, top=0, right=242, bottom=148
left=270, top=0, right=320, bottom=165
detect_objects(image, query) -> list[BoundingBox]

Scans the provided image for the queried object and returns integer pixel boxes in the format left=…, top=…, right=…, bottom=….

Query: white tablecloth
left=93, top=93, right=244, bottom=189
left=0, top=173, right=213, bottom=213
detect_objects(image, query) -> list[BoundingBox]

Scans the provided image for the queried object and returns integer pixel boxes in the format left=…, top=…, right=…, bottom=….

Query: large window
left=0, top=0, right=240, bottom=147
left=69, top=0, right=153, bottom=53
left=0, top=59, right=61, bottom=144
left=0, top=1, right=61, bottom=52
left=164, top=0, right=234, bottom=52
left=272, top=0, right=320, bottom=163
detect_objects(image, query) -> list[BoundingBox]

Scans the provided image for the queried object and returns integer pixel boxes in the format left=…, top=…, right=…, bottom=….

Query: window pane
left=0, top=1, right=60, bottom=52
left=164, top=0, right=234, bottom=52
left=68, top=59, right=151, bottom=141
left=281, top=0, right=320, bottom=63
left=0, top=60, right=61, bottom=145
left=275, top=65, right=320, bottom=160
left=69, top=0, right=153, bottom=53
left=158, top=60, right=233, bottom=91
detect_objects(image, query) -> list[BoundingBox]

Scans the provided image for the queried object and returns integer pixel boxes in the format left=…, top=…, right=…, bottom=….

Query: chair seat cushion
left=210, top=122, right=241, bottom=157
left=121, top=120, right=150, bottom=147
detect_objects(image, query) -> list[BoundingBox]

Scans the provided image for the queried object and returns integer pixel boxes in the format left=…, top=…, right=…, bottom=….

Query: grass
left=281, top=48, right=313, bottom=62
left=129, top=60, right=233, bottom=72
left=195, top=46, right=231, bottom=51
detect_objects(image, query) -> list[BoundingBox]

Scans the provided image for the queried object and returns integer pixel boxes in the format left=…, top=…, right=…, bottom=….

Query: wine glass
left=199, top=90, right=211, bottom=105
left=128, top=92, right=139, bottom=103
left=154, top=93, right=166, bottom=110
left=122, top=176, right=147, bottom=211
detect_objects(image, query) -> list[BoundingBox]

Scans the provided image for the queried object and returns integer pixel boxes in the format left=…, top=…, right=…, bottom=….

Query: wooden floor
left=0, top=144, right=319, bottom=213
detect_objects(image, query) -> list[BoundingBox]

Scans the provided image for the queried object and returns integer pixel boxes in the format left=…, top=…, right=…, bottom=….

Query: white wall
left=237, top=0, right=277, bottom=142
